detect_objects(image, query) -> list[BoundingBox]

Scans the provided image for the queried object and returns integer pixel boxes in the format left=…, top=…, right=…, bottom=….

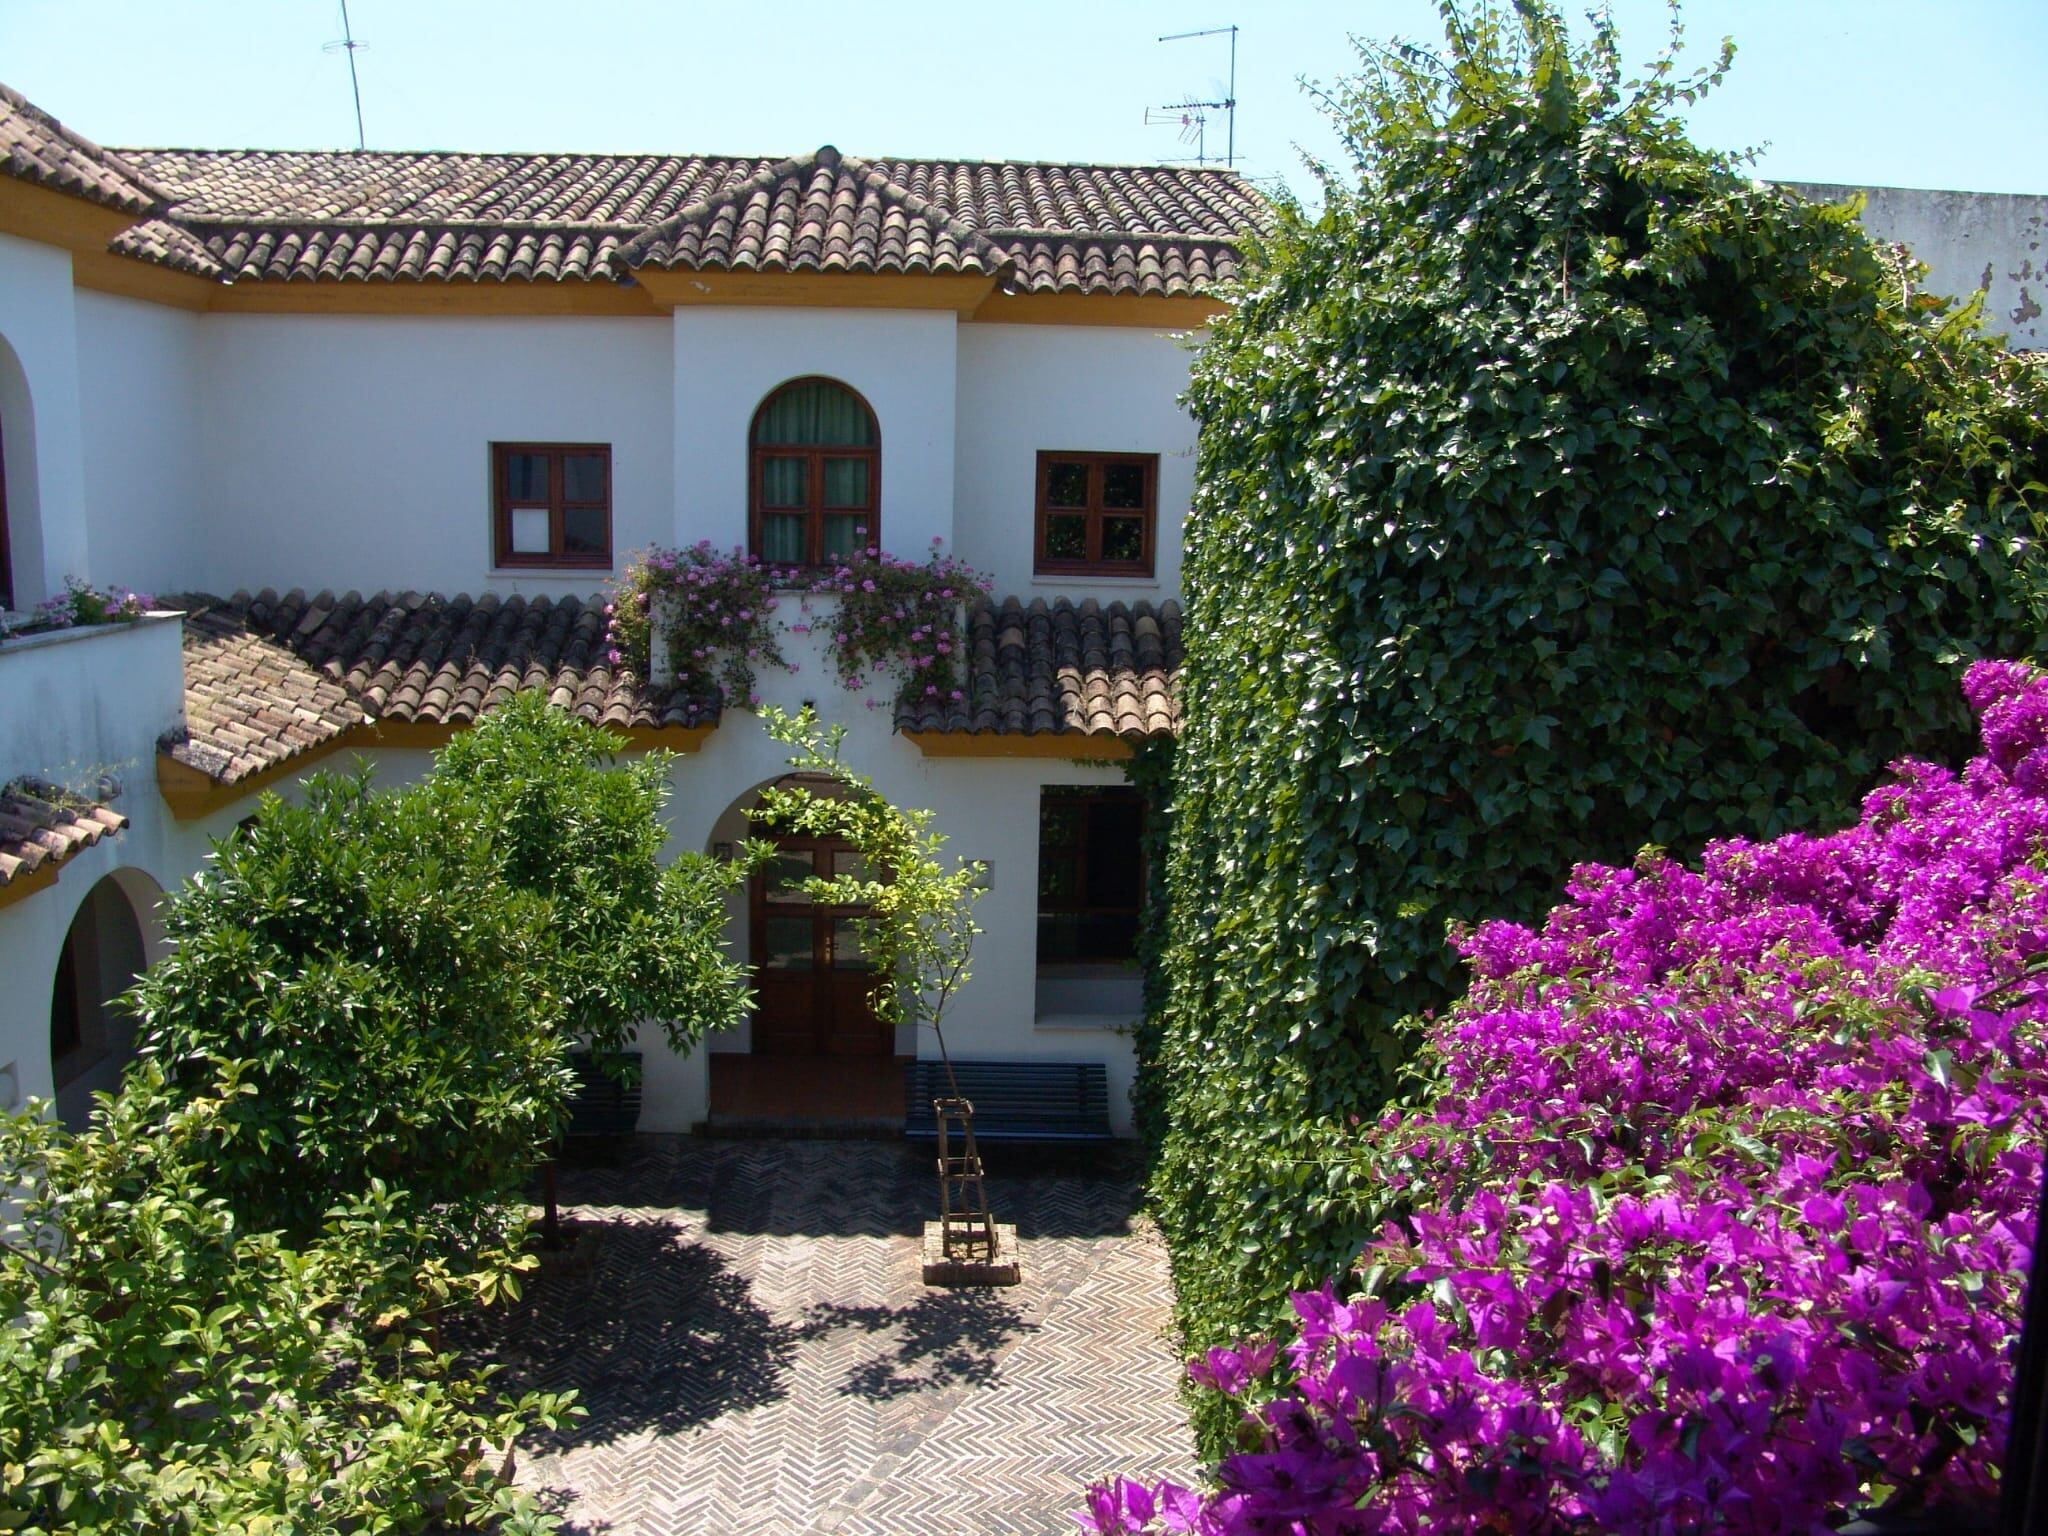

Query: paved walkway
left=468, top=1137, right=1194, bottom=1535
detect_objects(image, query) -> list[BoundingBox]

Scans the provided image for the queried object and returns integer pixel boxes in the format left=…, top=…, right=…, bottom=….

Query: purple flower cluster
left=13, top=576, right=154, bottom=635
left=604, top=542, right=794, bottom=721
left=1085, top=660, right=2048, bottom=1534
left=807, top=539, right=992, bottom=706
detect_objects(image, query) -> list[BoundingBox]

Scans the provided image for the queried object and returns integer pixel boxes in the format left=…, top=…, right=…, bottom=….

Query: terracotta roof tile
left=161, top=591, right=716, bottom=787
left=100, top=136, right=1262, bottom=296
left=0, top=82, right=162, bottom=216
left=895, top=596, right=1181, bottom=741
left=0, top=780, right=127, bottom=887
left=166, top=601, right=366, bottom=785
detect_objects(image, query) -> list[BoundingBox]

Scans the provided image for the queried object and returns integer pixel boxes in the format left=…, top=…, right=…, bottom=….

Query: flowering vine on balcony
left=604, top=540, right=992, bottom=718
left=802, top=539, right=993, bottom=710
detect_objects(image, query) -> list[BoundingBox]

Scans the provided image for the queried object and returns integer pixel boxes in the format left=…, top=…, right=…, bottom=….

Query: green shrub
left=0, top=1065, right=575, bottom=1534
left=130, top=693, right=756, bottom=1244
left=1147, top=0, right=2048, bottom=1443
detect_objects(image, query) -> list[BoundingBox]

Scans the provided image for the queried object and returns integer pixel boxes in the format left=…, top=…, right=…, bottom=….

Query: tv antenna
left=1154, top=24, right=1237, bottom=167
left=323, top=0, right=368, bottom=151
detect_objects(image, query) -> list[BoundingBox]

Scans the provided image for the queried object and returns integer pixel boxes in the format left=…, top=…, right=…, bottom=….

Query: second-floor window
left=1034, top=451, right=1157, bottom=578
left=751, top=378, right=879, bottom=567
left=493, top=442, right=611, bottom=568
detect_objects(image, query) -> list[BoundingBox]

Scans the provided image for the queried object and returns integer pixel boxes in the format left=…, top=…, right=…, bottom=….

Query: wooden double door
left=750, top=834, right=890, bottom=1056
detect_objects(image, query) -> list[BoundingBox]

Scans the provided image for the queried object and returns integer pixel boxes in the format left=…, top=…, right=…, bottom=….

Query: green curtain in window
left=760, top=458, right=809, bottom=507
left=753, top=380, right=875, bottom=446
left=761, top=513, right=806, bottom=564
left=821, top=458, right=870, bottom=507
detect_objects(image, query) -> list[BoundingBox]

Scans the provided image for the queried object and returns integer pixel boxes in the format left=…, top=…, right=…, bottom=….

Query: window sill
left=1029, top=575, right=1164, bottom=591
left=1032, top=1012, right=1138, bottom=1034
left=487, top=566, right=617, bottom=580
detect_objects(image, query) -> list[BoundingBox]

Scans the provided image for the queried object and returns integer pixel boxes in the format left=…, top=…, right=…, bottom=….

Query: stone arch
left=0, top=331, right=41, bottom=610
left=49, top=867, right=163, bottom=1131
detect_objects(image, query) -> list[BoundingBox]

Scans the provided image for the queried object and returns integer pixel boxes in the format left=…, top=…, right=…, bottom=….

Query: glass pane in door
left=762, top=917, right=814, bottom=969
left=831, top=918, right=876, bottom=971
left=763, top=851, right=815, bottom=903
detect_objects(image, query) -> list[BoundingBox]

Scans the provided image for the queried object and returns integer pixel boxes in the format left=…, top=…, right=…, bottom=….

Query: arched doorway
left=50, top=872, right=153, bottom=1130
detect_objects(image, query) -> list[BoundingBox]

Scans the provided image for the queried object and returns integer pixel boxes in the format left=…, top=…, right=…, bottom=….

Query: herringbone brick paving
left=464, top=1137, right=1193, bottom=1535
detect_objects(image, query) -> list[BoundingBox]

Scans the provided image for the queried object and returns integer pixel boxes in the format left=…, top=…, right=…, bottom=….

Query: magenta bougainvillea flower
left=1085, top=660, right=2048, bottom=1534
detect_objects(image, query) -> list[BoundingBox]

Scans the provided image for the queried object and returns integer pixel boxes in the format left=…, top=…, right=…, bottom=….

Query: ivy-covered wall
left=1143, top=1, right=2048, bottom=1447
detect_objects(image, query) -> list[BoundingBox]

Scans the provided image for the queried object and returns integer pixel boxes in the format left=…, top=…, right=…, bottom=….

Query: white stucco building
left=0, top=82, right=1258, bottom=1136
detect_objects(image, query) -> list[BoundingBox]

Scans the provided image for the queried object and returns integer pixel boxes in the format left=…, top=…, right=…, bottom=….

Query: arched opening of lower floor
left=50, top=869, right=159, bottom=1131
left=700, top=774, right=911, bottom=1130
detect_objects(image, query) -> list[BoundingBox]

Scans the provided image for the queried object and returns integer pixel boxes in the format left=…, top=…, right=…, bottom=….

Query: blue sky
left=2, top=2, right=2042, bottom=200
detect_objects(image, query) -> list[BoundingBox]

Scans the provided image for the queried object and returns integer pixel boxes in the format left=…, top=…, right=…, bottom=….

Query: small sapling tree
left=751, top=707, right=984, bottom=1096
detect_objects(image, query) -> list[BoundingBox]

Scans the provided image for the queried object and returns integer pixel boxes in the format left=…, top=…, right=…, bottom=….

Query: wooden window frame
left=1033, top=451, right=1158, bottom=578
left=1036, top=787, right=1147, bottom=964
left=748, top=378, right=881, bottom=569
left=491, top=442, right=612, bottom=570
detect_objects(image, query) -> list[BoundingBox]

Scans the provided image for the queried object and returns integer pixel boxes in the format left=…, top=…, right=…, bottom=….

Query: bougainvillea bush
left=1150, top=0, right=2048, bottom=1419
left=1088, top=660, right=2048, bottom=1533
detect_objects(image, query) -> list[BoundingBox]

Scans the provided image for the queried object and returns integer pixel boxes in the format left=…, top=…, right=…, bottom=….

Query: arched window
left=750, top=378, right=878, bottom=566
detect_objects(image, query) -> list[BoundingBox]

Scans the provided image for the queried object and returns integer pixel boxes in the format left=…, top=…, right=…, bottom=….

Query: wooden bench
left=564, top=1049, right=643, bottom=1138
left=903, top=1060, right=1113, bottom=1142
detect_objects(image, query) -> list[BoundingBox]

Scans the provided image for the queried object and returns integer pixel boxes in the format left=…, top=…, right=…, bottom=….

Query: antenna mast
left=1155, top=23, right=1237, bottom=167
left=326, top=0, right=368, bottom=151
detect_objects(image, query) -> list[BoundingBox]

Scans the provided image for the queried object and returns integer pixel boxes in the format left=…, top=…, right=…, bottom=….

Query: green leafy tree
left=0, top=1064, right=577, bottom=1534
left=752, top=707, right=983, bottom=1088
left=130, top=693, right=756, bottom=1244
left=1148, top=0, right=2048, bottom=1427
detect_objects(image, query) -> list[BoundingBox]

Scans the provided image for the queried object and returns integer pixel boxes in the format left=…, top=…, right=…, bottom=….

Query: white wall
left=672, top=307, right=958, bottom=559
left=1782, top=182, right=2048, bottom=352
left=953, top=322, right=1202, bottom=601
left=0, top=232, right=90, bottom=608
left=74, top=291, right=205, bottom=596
left=196, top=314, right=674, bottom=597
left=0, top=616, right=187, bottom=1106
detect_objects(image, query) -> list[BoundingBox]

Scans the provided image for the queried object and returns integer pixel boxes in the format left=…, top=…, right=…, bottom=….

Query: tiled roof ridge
left=117, top=141, right=1257, bottom=179
left=0, top=80, right=167, bottom=215
left=616, top=144, right=1007, bottom=275
left=835, top=147, right=1012, bottom=272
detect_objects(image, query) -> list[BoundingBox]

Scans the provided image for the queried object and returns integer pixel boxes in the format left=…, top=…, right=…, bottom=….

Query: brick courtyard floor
left=467, top=1137, right=1195, bottom=1535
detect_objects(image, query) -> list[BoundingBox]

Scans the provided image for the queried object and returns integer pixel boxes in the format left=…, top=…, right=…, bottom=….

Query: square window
left=1102, top=462, right=1148, bottom=509
left=1044, top=514, right=1088, bottom=562
left=1102, top=516, right=1146, bottom=564
left=493, top=443, right=611, bottom=567
left=563, top=506, right=607, bottom=555
left=563, top=452, right=607, bottom=503
left=1045, top=460, right=1091, bottom=508
left=1035, top=452, right=1157, bottom=576
left=510, top=506, right=551, bottom=554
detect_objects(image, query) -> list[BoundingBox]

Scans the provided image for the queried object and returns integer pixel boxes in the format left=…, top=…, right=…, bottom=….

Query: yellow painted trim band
left=903, top=731, right=1138, bottom=760
left=159, top=718, right=713, bottom=819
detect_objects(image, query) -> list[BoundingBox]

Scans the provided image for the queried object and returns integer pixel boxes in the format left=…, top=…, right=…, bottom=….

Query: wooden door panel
left=750, top=834, right=888, bottom=1058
